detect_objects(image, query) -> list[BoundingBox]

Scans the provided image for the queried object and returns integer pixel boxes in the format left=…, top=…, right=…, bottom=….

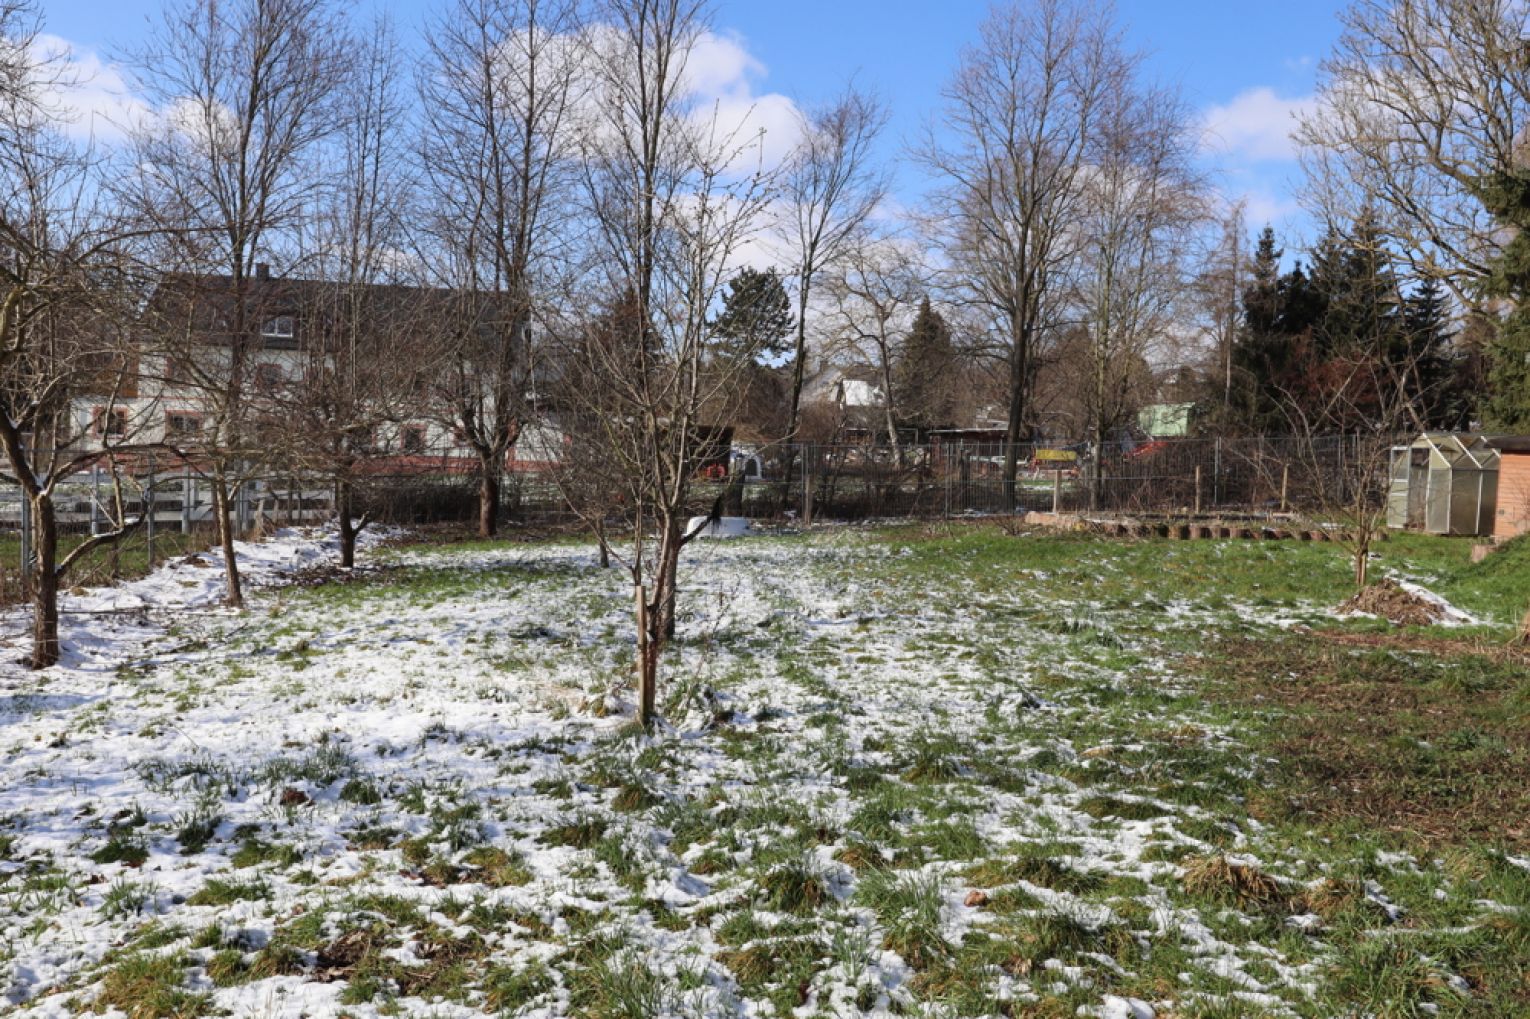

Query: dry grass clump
left=1181, top=855, right=1291, bottom=912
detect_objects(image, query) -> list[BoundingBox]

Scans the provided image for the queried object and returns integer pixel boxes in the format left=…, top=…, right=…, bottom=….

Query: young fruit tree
left=561, top=0, right=775, bottom=728
left=0, top=1, right=164, bottom=667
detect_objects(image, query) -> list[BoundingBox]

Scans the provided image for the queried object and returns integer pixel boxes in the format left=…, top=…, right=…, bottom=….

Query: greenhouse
left=1387, top=433, right=1500, bottom=536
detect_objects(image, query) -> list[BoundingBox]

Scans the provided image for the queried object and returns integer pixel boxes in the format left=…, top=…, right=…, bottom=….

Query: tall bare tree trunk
left=212, top=474, right=244, bottom=609
left=1002, top=313, right=1028, bottom=513
left=29, top=493, right=59, bottom=670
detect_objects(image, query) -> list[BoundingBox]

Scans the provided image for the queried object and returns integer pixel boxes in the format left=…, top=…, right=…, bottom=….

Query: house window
left=401, top=424, right=427, bottom=455
left=261, top=316, right=295, bottom=339
left=93, top=406, right=128, bottom=437
left=254, top=363, right=284, bottom=393
left=166, top=412, right=203, bottom=437
left=162, top=357, right=189, bottom=385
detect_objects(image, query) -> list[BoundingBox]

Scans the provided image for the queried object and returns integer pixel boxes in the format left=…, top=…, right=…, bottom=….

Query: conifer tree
left=1475, top=170, right=1530, bottom=432
left=894, top=297, right=956, bottom=433
left=708, top=267, right=794, bottom=365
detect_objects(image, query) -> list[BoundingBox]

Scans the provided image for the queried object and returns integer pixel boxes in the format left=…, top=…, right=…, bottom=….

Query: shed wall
left=1494, top=453, right=1530, bottom=540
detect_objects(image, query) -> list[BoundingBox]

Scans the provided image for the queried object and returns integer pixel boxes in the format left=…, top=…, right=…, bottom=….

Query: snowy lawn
left=1, top=525, right=1527, bottom=1018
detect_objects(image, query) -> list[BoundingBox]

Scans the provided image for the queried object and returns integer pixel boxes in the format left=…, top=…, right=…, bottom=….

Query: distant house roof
left=140, top=268, right=486, bottom=354
left=802, top=364, right=885, bottom=408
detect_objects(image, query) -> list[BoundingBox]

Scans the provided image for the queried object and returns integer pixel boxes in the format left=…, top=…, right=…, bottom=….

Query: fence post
left=182, top=464, right=193, bottom=535
left=1213, top=438, right=1223, bottom=506
left=91, top=461, right=102, bottom=537
left=802, top=446, right=813, bottom=528
left=1194, top=465, right=1202, bottom=516
left=1052, top=469, right=1061, bottom=514
left=1280, top=464, right=1290, bottom=514
left=237, top=474, right=250, bottom=534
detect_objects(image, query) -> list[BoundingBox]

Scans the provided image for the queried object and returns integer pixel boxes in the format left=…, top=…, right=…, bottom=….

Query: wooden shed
left=1487, top=436, right=1530, bottom=540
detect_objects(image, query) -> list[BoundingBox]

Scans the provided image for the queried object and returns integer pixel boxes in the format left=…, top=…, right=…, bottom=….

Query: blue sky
left=40, top=0, right=1343, bottom=246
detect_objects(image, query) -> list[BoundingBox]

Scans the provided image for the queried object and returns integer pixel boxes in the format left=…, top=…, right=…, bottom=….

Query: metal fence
left=0, top=435, right=1380, bottom=604
left=452, top=434, right=1376, bottom=524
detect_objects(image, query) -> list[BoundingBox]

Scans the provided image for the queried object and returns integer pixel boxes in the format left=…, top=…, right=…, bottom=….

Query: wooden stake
left=1194, top=465, right=1202, bottom=516
left=1280, top=464, right=1290, bottom=514
left=1052, top=470, right=1061, bottom=514
left=635, top=584, right=653, bottom=727
left=802, top=454, right=813, bottom=528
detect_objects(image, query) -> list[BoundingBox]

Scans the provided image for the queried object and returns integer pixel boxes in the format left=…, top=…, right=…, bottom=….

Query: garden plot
left=0, top=527, right=1525, bottom=1018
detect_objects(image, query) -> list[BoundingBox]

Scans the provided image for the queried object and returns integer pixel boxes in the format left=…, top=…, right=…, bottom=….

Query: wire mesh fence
left=0, top=434, right=1382, bottom=605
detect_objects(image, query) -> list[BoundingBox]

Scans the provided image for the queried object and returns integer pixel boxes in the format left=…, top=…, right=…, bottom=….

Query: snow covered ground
left=0, top=528, right=1514, bottom=1017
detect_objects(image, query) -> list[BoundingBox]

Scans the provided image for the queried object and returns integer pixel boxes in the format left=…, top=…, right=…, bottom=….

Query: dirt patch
left=1203, top=634, right=1530, bottom=852
left=1297, top=627, right=1530, bottom=664
left=1338, top=579, right=1447, bottom=626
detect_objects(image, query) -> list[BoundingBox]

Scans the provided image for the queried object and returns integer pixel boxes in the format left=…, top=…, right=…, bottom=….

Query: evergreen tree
left=1226, top=227, right=1284, bottom=430
left=894, top=297, right=957, bottom=432
left=1474, top=170, right=1530, bottom=431
left=708, top=267, right=794, bottom=363
left=1306, top=215, right=1401, bottom=428
left=1229, top=227, right=1327, bottom=431
left=1401, top=277, right=1469, bottom=429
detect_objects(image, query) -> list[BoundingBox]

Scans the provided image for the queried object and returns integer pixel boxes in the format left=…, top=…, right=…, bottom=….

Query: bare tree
left=1278, top=369, right=1408, bottom=590
left=277, top=21, right=423, bottom=569
left=922, top=0, right=1125, bottom=508
left=0, top=3, right=163, bottom=667
left=121, top=0, right=350, bottom=608
left=1068, top=79, right=1207, bottom=506
left=418, top=0, right=582, bottom=539
left=779, top=87, right=889, bottom=451
left=1196, top=201, right=1247, bottom=423
left=1298, top=0, right=1530, bottom=299
left=824, top=233, right=924, bottom=455
left=566, top=0, right=776, bottom=728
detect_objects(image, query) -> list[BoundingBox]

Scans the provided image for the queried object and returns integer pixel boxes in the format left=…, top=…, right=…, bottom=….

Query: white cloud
left=31, top=34, right=148, bottom=143
left=680, top=31, right=803, bottom=173
left=1201, top=87, right=1314, bottom=163
left=681, top=31, right=765, bottom=100
left=1239, top=188, right=1303, bottom=230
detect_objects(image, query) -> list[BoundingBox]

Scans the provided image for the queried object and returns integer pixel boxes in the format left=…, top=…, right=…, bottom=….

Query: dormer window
left=261, top=316, right=295, bottom=339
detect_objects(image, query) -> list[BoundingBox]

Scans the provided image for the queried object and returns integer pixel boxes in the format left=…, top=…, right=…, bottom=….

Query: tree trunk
left=635, top=519, right=686, bottom=727
left=1354, top=538, right=1370, bottom=589
left=29, top=493, right=59, bottom=670
left=337, top=480, right=359, bottom=569
left=1002, top=315, right=1029, bottom=513
left=212, top=476, right=244, bottom=609
left=478, top=468, right=500, bottom=539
